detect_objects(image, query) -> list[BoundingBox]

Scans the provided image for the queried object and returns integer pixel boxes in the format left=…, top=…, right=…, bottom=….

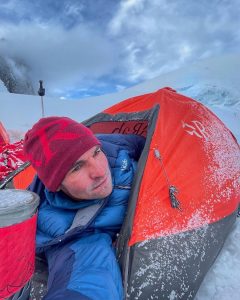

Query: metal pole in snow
left=38, top=80, right=45, bottom=117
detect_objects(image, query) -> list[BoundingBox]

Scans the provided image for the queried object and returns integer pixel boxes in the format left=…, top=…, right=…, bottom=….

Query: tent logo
left=112, top=121, right=147, bottom=136
left=182, top=120, right=210, bottom=141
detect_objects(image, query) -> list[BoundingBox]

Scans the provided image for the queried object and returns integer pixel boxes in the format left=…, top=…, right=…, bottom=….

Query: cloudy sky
left=0, top=0, right=239, bottom=99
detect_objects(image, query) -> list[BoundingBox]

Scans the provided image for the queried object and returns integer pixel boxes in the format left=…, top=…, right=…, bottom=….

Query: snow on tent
left=0, top=140, right=35, bottom=190
left=1, top=87, right=240, bottom=299
left=84, top=87, right=240, bottom=299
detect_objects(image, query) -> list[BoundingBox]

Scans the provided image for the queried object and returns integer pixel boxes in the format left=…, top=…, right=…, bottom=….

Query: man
left=23, top=116, right=145, bottom=300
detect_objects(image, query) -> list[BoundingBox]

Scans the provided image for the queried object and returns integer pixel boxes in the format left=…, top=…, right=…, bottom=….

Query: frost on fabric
left=131, top=192, right=213, bottom=244
left=127, top=222, right=226, bottom=300
left=127, top=106, right=239, bottom=299
left=202, top=108, right=240, bottom=206
left=30, top=283, right=46, bottom=300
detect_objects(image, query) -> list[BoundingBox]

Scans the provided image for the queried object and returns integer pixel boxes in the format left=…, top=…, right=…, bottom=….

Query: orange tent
left=83, top=87, right=240, bottom=299
left=0, top=121, right=9, bottom=145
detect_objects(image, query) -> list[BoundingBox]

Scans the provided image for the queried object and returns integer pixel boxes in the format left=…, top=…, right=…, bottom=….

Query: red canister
left=0, top=189, right=39, bottom=299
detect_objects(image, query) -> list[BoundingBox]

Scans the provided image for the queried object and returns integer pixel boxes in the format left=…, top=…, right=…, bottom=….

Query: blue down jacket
left=29, top=134, right=145, bottom=300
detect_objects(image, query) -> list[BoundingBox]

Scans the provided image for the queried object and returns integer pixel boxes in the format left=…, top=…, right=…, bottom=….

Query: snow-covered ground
left=0, top=54, right=239, bottom=299
left=196, top=219, right=240, bottom=300
left=1, top=54, right=240, bottom=142
left=0, top=79, right=8, bottom=93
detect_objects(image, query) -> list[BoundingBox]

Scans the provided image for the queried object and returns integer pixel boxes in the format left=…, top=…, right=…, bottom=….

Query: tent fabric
left=0, top=140, right=35, bottom=189
left=0, top=140, right=26, bottom=182
left=126, top=211, right=236, bottom=300
left=83, top=87, right=240, bottom=299
left=12, top=164, right=36, bottom=190
left=0, top=121, right=9, bottom=146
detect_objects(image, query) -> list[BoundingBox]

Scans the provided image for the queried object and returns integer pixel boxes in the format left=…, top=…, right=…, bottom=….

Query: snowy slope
left=0, top=80, right=8, bottom=93
left=0, top=53, right=239, bottom=141
left=0, top=54, right=239, bottom=299
left=195, top=218, right=240, bottom=300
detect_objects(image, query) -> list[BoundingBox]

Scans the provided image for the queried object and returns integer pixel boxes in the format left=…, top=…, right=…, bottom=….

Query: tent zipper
left=154, top=148, right=181, bottom=210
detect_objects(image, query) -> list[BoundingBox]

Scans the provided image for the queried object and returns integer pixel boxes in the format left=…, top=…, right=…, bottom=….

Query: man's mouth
left=93, top=175, right=108, bottom=190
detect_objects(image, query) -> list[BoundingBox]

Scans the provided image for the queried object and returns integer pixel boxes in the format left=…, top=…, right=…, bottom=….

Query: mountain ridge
left=0, top=55, right=35, bottom=95
left=0, top=54, right=239, bottom=143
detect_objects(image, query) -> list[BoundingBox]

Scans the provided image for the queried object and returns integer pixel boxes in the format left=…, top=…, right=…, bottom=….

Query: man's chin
left=98, top=185, right=113, bottom=199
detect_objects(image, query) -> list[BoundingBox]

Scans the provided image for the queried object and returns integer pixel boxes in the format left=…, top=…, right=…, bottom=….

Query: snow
left=1, top=54, right=239, bottom=142
left=0, top=54, right=239, bottom=299
left=195, top=220, right=240, bottom=300
left=0, top=80, right=7, bottom=93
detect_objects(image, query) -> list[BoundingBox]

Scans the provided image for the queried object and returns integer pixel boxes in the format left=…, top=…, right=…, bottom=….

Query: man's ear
left=58, top=184, right=68, bottom=195
left=56, top=186, right=61, bottom=192
left=59, top=184, right=77, bottom=200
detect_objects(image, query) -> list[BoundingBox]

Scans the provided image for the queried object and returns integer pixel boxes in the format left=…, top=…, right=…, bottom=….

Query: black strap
left=0, top=161, right=30, bottom=189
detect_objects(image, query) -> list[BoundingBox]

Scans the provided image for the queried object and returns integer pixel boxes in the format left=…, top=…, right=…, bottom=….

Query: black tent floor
left=30, top=257, right=48, bottom=299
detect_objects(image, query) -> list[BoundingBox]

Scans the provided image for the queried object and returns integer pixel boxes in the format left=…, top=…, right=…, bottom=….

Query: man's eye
left=72, top=164, right=82, bottom=172
left=95, top=148, right=102, bottom=156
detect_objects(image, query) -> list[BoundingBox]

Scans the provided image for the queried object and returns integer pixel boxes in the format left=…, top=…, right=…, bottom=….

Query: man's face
left=61, top=146, right=113, bottom=200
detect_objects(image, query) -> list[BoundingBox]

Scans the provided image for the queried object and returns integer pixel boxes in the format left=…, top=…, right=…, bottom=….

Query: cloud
left=0, top=22, right=119, bottom=95
left=108, top=0, right=240, bottom=83
left=108, top=0, right=146, bottom=35
left=0, top=0, right=239, bottom=98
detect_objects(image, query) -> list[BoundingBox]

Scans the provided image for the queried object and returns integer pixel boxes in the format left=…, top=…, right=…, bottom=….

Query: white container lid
left=0, top=189, right=40, bottom=227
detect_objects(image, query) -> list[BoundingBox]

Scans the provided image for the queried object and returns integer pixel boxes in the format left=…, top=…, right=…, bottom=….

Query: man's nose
left=88, top=158, right=105, bottom=178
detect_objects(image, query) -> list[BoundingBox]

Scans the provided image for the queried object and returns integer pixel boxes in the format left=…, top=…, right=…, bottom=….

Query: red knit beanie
left=23, top=116, right=101, bottom=192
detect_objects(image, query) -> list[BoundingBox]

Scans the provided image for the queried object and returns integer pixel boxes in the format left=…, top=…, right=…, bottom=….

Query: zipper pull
left=169, top=185, right=181, bottom=209
left=154, top=148, right=181, bottom=210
